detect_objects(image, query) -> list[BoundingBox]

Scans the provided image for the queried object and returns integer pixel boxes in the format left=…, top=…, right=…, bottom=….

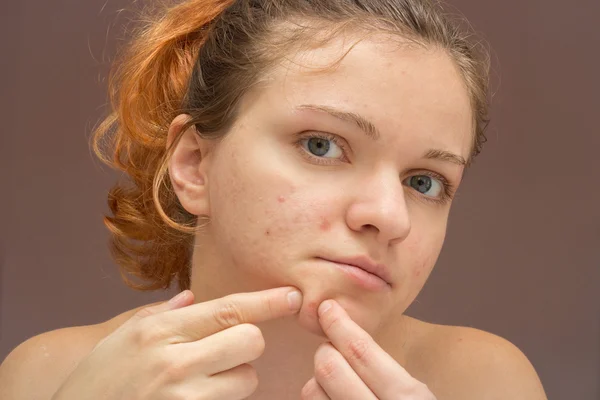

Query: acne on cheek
left=319, top=216, right=331, bottom=232
left=263, top=196, right=286, bottom=236
left=413, top=255, right=427, bottom=277
left=414, top=253, right=436, bottom=278
left=305, top=299, right=320, bottom=316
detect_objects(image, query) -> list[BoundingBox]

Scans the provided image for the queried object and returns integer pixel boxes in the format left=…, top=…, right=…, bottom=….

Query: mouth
left=317, top=256, right=392, bottom=291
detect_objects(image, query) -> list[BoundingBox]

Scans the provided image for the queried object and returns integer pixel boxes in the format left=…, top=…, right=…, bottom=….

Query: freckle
left=265, top=229, right=270, bottom=236
left=278, top=196, right=286, bottom=203
left=319, top=217, right=331, bottom=231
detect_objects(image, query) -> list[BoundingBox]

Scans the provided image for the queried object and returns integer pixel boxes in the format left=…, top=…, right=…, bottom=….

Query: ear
left=166, top=114, right=213, bottom=217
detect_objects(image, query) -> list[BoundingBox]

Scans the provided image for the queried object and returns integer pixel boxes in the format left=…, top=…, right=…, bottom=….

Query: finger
left=106, top=291, right=195, bottom=345
left=300, top=377, right=330, bottom=400
left=161, top=286, right=302, bottom=342
left=318, top=300, right=412, bottom=398
left=133, top=290, right=196, bottom=319
left=173, top=323, right=265, bottom=375
left=199, top=363, right=259, bottom=400
left=313, top=343, right=376, bottom=400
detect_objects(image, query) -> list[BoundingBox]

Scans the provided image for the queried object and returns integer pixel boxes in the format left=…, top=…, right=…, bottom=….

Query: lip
left=318, top=255, right=392, bottom=287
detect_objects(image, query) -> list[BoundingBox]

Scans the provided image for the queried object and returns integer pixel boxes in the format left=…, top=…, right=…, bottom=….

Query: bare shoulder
left=0, top=302, right=159, bottom=400
left=406, top=318, right=548, bottom=400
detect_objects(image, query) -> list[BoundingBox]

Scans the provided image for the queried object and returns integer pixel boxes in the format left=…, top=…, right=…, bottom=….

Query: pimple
left=306, top=300, right=319, bottom=314
left=319, top=217, right=331, bottom=231
left=277, top=196, right=286, bottom=203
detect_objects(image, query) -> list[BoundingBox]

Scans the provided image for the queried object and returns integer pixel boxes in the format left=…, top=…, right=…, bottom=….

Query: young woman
left=0, top=0, right=547, bottom=399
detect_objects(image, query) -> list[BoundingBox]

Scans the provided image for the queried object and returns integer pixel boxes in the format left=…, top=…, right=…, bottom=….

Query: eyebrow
left=297, top=103, right=381, bottom=140
left=296, top=103, right=468, bottom=167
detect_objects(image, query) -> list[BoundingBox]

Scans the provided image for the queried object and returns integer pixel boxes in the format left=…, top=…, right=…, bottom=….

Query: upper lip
left=320, top=255, right=392, bottom=286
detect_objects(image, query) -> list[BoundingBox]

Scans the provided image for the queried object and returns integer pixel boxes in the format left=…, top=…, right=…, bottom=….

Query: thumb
left=132, top=290, right=195, bottom=320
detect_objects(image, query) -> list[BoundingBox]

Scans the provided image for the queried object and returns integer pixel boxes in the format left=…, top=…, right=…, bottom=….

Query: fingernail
left=169, top=290, right=188, bottom=305
left=287, top=290, right=303, bottom=311
left=318, top=300, right=333, bottom=317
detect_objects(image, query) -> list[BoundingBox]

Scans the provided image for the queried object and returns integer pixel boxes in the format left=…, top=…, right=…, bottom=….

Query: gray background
left=1, top=1, right=598, bottom=399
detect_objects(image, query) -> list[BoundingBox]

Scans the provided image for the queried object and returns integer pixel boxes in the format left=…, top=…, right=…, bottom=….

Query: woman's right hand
left=51, top=286, right=303, bottom=400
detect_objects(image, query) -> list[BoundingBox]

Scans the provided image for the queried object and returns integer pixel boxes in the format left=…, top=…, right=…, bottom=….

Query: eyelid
left=405, top=170, right=456, bottom=205
left=295, top=131, right=351, bottom=163
left=294, top=134, right=457, bottom=205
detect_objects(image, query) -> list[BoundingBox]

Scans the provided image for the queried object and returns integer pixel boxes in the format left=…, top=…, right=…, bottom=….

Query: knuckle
left=314, top=357, right=338, bottom=381
left=129, top=318, right=164, bottom=346
left=346, top=337, right=371, bottom=365
left=213, top=302, right=245, bottom=328
left=148, top=351, right=190, bottom=386
left=160, top=359, right=189, bottom=383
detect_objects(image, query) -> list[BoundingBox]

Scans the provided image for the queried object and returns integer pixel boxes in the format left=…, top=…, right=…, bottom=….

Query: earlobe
left=166, top=114, right=212, bottom=217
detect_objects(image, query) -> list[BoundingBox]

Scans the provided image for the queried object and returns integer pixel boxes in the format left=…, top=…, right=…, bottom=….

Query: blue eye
left=301, top=136, right=343, bottom=159
left=407, top=175, right=443, bottom=198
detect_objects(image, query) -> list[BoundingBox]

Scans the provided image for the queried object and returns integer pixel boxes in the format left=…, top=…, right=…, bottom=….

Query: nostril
left=363, top=224, right=379, bottom=233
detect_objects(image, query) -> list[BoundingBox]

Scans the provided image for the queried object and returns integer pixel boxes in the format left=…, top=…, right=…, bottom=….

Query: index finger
left=161, top=286, right=303, bottom=342
left=318, top=300, right=412, bottom=398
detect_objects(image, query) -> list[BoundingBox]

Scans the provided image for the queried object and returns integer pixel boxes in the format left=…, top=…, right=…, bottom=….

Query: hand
left=51, top=287, right=303, bottom=400
left=301, top=300, right=437, bottom=400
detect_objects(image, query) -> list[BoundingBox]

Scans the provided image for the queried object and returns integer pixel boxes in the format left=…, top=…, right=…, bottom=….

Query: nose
left=345, top=172, right=411, bottom=245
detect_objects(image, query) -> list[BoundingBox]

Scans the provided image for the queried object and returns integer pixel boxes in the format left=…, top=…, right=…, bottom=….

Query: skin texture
left=170, top=34, right=471, bottom=333
left=0, top=32, right=549, bottom=400
left=167, top=33, right=473, bottom=397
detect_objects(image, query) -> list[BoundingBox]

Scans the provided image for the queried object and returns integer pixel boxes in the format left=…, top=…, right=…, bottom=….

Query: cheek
left=319, top=216, right=331, bottom=232
left=405, top=233, right=444, bottom=279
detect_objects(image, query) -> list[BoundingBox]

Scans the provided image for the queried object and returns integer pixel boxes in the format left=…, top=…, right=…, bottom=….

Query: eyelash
left=294, top=132, right=456, bottom=205
left=295, top=132, right=350, bottom=164
left=414, top=172, right=455, bottom=206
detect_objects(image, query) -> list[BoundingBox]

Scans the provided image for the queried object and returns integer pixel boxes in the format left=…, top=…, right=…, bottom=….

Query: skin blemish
left=265, top=229, right=270, bottom=236
left=306, top=300, right=319, bottom=314
left=277, top=196, right=286, bottom=203
left=319, top=216, right=331, bottom=231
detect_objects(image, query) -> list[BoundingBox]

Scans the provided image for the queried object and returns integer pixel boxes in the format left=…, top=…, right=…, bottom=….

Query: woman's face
left=181, top=34, right=473, bottom=337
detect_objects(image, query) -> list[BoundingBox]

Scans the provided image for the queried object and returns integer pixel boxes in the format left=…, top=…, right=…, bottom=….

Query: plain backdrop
left=1, top=0, right=599, bottom=399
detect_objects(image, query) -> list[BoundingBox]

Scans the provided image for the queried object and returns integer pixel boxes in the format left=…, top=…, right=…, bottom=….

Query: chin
left=293, top=292, right=383, bottom=338
left=295, top=297, right=328, bottom=337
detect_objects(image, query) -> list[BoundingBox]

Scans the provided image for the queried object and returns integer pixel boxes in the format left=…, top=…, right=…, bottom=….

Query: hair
left=92, top=0, right=491, bottom=292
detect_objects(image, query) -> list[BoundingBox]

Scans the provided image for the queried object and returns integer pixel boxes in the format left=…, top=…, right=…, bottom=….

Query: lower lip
left=327, top=261, right=390, bottom=291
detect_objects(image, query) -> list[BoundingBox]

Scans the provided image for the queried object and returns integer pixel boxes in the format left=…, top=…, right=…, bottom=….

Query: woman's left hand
left=301, top=300, right=437, bottom=400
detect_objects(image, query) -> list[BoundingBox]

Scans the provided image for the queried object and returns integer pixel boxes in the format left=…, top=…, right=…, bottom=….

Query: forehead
left=247, top=33, right=474, bottom=159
